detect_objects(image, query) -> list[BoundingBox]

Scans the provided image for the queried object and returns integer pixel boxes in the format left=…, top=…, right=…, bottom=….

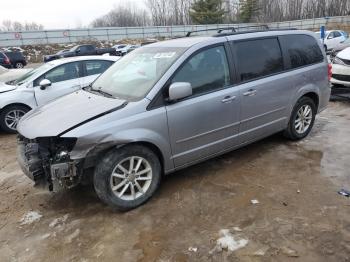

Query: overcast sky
left=2, top=0, right=146, bottom=29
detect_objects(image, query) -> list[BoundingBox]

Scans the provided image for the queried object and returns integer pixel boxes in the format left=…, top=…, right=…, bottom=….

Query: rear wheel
left=94, top=145, right=161, bottom=211
left=284, top=97, right=316, bottom=141
left=0, top=105, right=30, bottom=133
left=15, top=62, right=24, bottom=69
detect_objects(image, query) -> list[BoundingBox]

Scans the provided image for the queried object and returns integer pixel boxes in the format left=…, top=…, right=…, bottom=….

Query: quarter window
left=234, top=38, right=283, bottom=82
left=280, top=35, right=323, bottom=69
left=172, top=46, right=230, bottom=96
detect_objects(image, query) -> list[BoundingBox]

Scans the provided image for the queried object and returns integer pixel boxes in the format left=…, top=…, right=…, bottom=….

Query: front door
left=166, top=45, right=240, bottom=167
left=33, top=61, right=83, bottom=106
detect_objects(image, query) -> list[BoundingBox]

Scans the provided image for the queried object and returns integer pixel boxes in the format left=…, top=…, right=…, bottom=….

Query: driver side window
left=172, top=46, right=230, bottom=97
left=34, top=62, right=81, bottom=86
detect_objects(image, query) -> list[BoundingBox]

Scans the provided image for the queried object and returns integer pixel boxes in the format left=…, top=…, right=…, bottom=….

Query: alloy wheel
left=294, top=105, right=313, bottom=134
left=4, top=109, right=26, bottom=131
left=109, top=156, right=153, bottom=201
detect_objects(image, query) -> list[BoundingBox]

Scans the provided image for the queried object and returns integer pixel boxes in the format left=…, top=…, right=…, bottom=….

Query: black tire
left=283, top=97, right=316, bottom=141
left=15, top=62, right=24, bottom=69
left=0, top=105, right=30, bottom=133
left=94, top=145, right=161, bottom=211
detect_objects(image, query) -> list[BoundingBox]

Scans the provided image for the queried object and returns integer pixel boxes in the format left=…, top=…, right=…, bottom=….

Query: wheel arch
left=120, top=141, right=165, bottom=175
left=0, top=103, right=32, bottom=113
left=302, top=92, right=319, bottom=110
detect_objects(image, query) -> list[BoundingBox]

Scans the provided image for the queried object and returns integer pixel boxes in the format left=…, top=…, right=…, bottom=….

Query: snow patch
left=20, top=211, right=42, bottom=225
left=49, top=214, right=69, bottom=228
left=210, top=229, right=248, bottom=254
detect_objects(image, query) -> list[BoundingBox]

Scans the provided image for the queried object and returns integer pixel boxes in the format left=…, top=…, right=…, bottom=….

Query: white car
left=331, top=47, right=350, bottom=87
left=315, top=30, right=348, bottom=51
left=0, top=56, right=119, bottom=133
left=113, top=44, right=140, bottom=56
left=0, top=65, right=33, bottom=83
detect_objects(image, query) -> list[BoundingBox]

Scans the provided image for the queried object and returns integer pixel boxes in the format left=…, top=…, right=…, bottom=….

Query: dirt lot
left=0, top=101, right=350, bottom=262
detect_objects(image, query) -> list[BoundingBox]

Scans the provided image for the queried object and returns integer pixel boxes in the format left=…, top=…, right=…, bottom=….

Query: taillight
left=4, top=57, right=10, bottom=64
left=328, top=64, right=332, bottom=81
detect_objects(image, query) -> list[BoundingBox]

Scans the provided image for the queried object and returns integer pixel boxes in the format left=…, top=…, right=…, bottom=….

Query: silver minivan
left=17, top=29, right=331, bottom=210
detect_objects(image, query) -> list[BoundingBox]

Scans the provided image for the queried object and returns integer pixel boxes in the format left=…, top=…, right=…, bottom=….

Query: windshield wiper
left=86, top=86, right=114, bottom=98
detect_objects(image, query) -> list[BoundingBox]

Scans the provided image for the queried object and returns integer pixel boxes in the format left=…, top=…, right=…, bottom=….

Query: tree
left=239, top=0, right=260, bottom=22
left=190, top=0, right=225, bottom=24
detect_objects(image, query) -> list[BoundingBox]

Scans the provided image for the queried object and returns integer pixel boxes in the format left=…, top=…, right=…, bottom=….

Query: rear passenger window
left=234, top=38, right=283, bottom=82
left=280, top=35, right=323, bottom=69
left=85, top=60, right=113, bottom=76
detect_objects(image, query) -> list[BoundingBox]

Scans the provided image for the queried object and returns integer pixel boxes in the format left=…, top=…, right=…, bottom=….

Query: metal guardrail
left=0, top=16, right=349, bottom=47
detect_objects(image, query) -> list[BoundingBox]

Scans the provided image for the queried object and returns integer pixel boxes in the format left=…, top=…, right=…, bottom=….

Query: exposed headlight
left=333, top=56, right=346, bottom=65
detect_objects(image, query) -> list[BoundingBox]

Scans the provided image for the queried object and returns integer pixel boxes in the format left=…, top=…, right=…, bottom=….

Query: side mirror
left=328, top=35, right=334, bottom=39
left=39, top=79, right=52, bottom=90
left=168, top=82, right=192, bottom=102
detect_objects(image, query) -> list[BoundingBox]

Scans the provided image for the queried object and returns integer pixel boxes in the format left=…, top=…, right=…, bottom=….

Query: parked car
left=331, top=47, right=350, bottom=87
left=0, top=56, right=119, bottom=133
left=0, top=66, right=33, bottom=83
left=113, top=44, right=140, bottom=56
left=44, top=45, right=117, bottom=62
left=0, top=52, right=12, bottom=69
left=315, top=30, right=348, bottom=51
left=5, top=51, right=27, bottom=68
left=17, top=30, right=330, bottom=210
left=43, top=49, right=69, bottom=62
left=330, top=37, right=350, bottom=61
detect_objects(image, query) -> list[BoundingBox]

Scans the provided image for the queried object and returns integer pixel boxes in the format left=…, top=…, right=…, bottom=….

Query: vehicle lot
left=0, top=101, right=349, bottom=261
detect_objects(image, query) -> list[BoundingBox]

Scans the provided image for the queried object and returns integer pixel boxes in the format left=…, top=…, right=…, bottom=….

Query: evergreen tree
left=239, top=0, right=260, bottom=22
left=190, top=0, right=226, bottom=24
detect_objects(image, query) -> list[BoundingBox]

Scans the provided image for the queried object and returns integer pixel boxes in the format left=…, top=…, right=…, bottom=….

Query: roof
left=47, top=55, right=120, bottom=66
left=147, top=36, right=213, bottom=48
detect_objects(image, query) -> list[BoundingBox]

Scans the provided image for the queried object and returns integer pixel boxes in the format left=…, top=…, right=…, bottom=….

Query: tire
left=94, top=145, right=161, bottom=211
left=283, top=97, right=316, bottom=141
left=15, top=62, right=24, bottom=69
left=0, top=105, right=30, bottom=133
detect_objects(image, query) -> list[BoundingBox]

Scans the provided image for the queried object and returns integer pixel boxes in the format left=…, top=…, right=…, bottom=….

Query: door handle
left=243, top=89, right=257, bottom=97
left=221, top=96, right=236, bottom=103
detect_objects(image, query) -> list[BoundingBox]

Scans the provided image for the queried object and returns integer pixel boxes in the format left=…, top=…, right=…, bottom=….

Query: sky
left=1, top=0, right=146, bottom=29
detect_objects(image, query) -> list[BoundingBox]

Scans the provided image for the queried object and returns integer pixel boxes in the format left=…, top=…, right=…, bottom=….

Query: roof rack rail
left=186, top=24, right=270, bottom=37
left=185, top=25, right=298, bottom=37
left=213, top=27, right=298, bottom=37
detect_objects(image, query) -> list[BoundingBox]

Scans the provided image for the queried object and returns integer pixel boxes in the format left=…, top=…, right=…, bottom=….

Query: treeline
left=91, top=0, right=350, bottom=27
left=0, top=20, right=44, bottom=31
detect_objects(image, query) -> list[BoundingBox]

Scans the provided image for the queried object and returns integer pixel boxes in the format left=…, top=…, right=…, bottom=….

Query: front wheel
left=0, top=105, right=30, bottom=133
left=94, top=145, right=161, bottom=211
left=283, top=97, right=316, bottom=141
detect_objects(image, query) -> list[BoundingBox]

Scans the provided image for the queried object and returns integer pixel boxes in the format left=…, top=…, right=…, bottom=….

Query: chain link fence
left=0, top=16, right=349, bottom=47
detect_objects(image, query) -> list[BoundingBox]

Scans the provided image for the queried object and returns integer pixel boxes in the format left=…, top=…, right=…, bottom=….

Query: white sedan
left=0, top=56, right=119, bottom=133
left=331, top=47, right=350, bottom=87
left=315, top=30, right=348, bottom=51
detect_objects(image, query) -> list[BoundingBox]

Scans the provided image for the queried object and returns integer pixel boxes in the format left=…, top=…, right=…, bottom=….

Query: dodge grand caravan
left=17, top=29, right=331, bottom=210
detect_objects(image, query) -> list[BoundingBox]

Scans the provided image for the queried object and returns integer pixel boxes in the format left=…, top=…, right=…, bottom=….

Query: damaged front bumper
left=17, top=136, right=82, bottom=191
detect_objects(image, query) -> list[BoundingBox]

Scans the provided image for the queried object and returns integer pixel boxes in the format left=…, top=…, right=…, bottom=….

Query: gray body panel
left=17, top=30, right=330, bottom=176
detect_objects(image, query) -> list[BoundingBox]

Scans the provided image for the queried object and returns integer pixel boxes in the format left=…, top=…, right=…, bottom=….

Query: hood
left=0, top=82, right=16, bottom=93
left=18, top=90, right=127, bottom=139
left=0, top=69, right=32, bottom=83
left=337, top=47, right=350, bottom=60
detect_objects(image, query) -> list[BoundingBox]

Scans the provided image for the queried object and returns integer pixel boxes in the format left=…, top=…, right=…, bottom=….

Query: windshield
left=91, top=46, right=186, bottom=100
left=10, top=63, right=53, bottom=85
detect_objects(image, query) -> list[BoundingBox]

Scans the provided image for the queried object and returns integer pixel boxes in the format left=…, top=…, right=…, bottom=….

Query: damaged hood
left=18, top=90, right=127, bottom=139
left=0, top=82, right=16, bottom=93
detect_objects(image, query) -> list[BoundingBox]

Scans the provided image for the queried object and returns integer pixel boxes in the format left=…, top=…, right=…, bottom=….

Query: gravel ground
left=0, top=101, right=350, bottom=262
